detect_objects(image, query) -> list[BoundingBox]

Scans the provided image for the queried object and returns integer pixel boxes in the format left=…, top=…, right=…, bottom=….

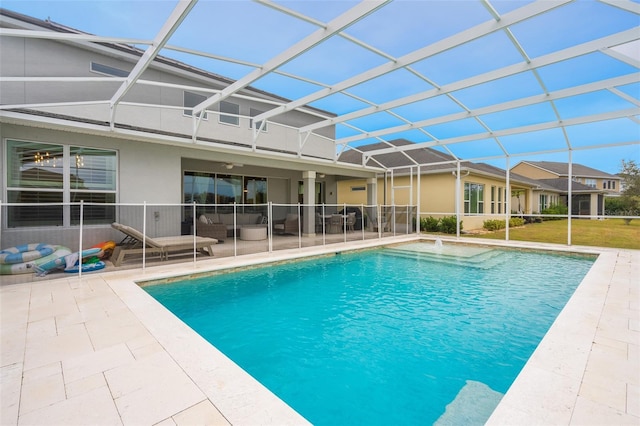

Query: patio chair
left=345, top=212, right=356, bottom=232
left=328, top=214, right=343, bottom=234
left=110, top=222, right=217, bottom=266
left=273, top=214, right=299, bottom=235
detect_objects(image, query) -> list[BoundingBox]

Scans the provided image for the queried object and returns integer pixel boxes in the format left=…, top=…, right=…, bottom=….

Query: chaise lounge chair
left=110, top=222, right=217, bottom=266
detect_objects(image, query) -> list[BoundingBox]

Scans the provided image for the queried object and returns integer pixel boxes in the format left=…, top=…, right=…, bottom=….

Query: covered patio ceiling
left=1, top=0, right=639, bottom=172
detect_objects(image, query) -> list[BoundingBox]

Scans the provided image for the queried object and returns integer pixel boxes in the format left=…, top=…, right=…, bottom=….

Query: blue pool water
left=144, top=245, right=594, bottom=425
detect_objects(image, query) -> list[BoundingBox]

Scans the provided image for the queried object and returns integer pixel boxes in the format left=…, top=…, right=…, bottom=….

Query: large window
left=5, top=140, right=117, bottom=227
left=219, top=101, right=240, bottom=125
left=183, top=171, right=267, bottom=217
left=584, top=178, right=597, bottom=188
left=244, top=177, right=267, bottom=204
left=464, top=182, right=484, bottom=214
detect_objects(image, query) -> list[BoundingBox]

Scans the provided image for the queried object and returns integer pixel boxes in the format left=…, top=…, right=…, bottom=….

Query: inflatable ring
left=0, top=243, right=56, bottom=265
left=0, top=246, right=71, bottom=275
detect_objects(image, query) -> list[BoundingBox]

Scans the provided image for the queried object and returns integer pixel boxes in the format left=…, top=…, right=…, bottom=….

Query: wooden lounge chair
left=111, top=222, right=217, bottom=266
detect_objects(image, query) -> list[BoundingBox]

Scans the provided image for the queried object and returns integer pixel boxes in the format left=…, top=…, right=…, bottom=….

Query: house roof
left=339, top=139, right=545, bottom=187
left=515, top=161, right=621, bottom=179
left=1, top=2, right=638, bottom=170
left=536, top=178, right=604, bottom=193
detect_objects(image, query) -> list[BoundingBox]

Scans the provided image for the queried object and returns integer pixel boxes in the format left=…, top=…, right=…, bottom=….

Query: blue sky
left=3, top=0, right=639, bottom=174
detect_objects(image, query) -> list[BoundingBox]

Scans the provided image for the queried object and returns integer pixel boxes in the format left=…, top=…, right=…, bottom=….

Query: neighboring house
left=511, top=161, right=616, bottom=217
left=337, top=139, right=543, bottom=230
left=0, top=9, right=380, bottom=248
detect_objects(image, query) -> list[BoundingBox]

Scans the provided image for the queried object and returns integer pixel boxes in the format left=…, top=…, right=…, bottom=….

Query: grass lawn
left=463, top=218, right=640, bottom=250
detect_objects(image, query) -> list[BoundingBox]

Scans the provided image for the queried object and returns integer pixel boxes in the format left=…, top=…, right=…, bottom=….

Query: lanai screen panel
left=1, top=0, right=638, bottom=169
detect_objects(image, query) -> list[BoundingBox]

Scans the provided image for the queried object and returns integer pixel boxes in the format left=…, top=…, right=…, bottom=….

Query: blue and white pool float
left=0, top=246, right=72, bottom=275
left=0, top=243, right=56, bottom=265
left=34, top=247, right=102, bottom=277
left=64, top=261, right=106, bottom=274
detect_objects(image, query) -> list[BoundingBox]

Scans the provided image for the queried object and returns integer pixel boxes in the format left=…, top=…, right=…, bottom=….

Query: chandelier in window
left=34, top=151, right=58, bottom=167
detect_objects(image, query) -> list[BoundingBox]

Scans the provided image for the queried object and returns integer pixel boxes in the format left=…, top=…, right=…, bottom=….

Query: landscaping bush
left=484, top=217, right=526, bottom=231
left=438, top=216, right=461, bottom=234
left=483, top=219, right=505, bottom=231
left=420, top=215, right=461, bottom=234
left=420, top=216, right=440, bottom=232
left=541, top=203, right=568, bottom=220
left=509, top=217, right=525, bottom=227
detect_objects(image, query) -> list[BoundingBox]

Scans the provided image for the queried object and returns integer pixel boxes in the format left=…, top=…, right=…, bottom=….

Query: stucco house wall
left=338, top=172, right=528, bottom=231
left=511, top=162, right=558, bottom=180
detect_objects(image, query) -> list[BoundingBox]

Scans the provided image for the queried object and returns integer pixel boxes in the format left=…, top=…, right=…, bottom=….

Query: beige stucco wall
left=512, top=163, right=558, bottom=179
left=338, top=172, right=531, bottom=230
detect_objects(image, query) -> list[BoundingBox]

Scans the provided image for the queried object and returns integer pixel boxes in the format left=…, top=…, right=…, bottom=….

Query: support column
left=302, top=171, right=316, bottom=236
left=366, top=178, right=377, bottom=206
left=366, top=177, right=378, bottom=231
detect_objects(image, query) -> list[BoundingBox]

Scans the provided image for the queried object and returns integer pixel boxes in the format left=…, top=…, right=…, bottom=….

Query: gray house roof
left=536, top=179, right=603, bottom=193
left=515, top=161, right=619, bottom=179
left=339, top=139, right=544, bottom=187
left=339, top=140, right=609, bottom=196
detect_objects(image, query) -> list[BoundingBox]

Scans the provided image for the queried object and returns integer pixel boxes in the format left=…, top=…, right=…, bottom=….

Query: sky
left=2, top=0, right=639, bottom=175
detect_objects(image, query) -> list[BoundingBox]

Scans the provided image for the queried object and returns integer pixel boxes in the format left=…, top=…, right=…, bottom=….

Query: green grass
left=463, top=218, right=640, bottom=250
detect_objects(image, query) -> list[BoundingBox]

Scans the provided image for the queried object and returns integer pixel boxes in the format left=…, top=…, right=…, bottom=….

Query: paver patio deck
left=1, top=236, right=638, bottom=425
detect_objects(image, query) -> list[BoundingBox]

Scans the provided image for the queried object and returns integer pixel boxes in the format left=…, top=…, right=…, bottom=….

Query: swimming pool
left=143, top=243, right=595, bottom=425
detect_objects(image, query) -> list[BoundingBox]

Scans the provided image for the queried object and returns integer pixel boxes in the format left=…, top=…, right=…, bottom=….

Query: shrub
left=541, top=203, right=568, bottom=220
left=483, top=219, right=505, bottom=231
left=438, top=216, right=461, bottom=234
left=420, top=216, right=440, bottom=232
left=509, top=217, right=525, bottom=227
left=420, top=216, right=461, bottom=234
left=484, top=217, right=525, bottom=231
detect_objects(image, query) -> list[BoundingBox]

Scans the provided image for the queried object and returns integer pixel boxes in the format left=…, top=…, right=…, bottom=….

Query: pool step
left=434, top=380, right=503, bottom=425
left=384, top=243, right=506, bottom=269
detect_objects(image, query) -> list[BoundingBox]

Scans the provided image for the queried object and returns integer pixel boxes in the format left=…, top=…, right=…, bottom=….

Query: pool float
left=0, top=246, right=72, bottom=275
left=33, top=247, right=102, bottom=277
left=64, top=261, right=106, bottom=274
left=91, top=240, right=116, bottom=259
left=0, top=243, right=56, bottom=265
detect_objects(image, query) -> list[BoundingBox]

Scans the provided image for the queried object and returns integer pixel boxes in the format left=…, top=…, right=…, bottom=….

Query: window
left=219, top=101, right=240, bottom=125
left=497, top=186, right=503, bottom=214
left=5, top=140, right=117, bottom=227
left=182, top=171, right=268, bottom=218
left=244, top=177, right=267, bottom=204
left=490, top=186, right=496, bottom=214
left=90, top=61, right=129, bottom=77
left=464, top=182, right=484, bottom=214
left=184, top=91, right=208, bottom=119
left=351, top=186, right=366, bottom=192
left=584, top=178, right=597, bottom=188
left=249, top=108, right=268, bottom=131
left=540, top=194, right=549, bottom=210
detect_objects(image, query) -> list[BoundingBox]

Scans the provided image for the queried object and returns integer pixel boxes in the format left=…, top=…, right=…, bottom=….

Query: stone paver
left=1, top=238, right=638, bottom=425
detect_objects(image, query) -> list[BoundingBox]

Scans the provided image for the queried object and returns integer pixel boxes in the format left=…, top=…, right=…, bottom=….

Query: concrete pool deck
left=1, top=236, right=638, bottom=425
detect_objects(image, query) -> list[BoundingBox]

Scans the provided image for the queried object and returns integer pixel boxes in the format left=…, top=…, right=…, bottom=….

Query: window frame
left=463, top=182, right=484, bottom=214
left=4, top=138, right=118, bottom=228
left=183, top=91, right=208, bottom=120
left=89, top=61, right=129, bottom=78
left=219, top=100, right=240, bottom=126
left=249, top=108, right=268, bottom=132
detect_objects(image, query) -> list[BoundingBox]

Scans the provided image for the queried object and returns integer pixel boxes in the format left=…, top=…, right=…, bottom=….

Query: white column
left=302, top=171, right=316, bottom=236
